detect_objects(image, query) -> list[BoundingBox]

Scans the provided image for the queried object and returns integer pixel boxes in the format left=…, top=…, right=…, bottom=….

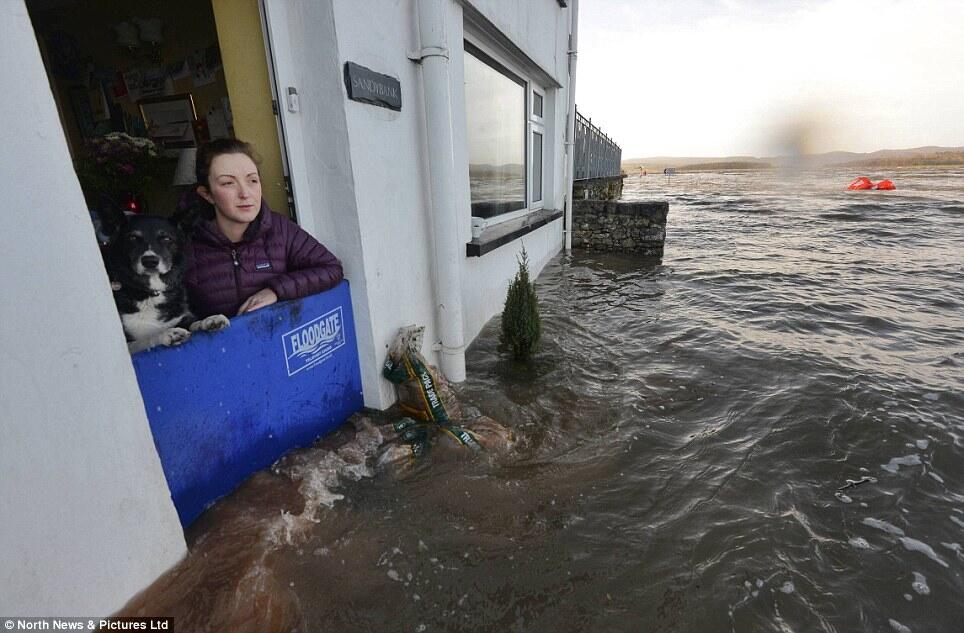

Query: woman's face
left=198, top=152, right=262, bottom=228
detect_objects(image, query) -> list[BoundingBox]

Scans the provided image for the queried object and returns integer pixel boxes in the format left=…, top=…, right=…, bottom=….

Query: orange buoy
left=874, top=179, right=896, bottom=190
left=847, top=177, right=873, bottom=190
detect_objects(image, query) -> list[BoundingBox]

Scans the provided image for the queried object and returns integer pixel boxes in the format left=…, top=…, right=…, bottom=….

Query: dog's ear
left=172, top=220, right=188, bottom=246
left=171, top=205, right=203, bottom=237
left=95, top=194, right=128, bottom=241
left=171, top=190, right=206, bottom=237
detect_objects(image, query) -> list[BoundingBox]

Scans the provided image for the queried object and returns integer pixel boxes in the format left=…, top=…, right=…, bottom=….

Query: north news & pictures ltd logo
left=2, top=618, right=170, bottom=630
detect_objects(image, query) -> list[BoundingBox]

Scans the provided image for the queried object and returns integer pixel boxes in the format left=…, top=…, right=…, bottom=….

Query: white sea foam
left=881, top=454, right=922, bottom=474
left=899, top=537, right=949, bottom=568
left=915, top=439, right=929, bottom=450
left=849, top=537, right=872, bottom=549
left=911, top=572, right=929, bottom=595
left=779, top=581, right=795, bottom=594
left=268, top=417, right=386, bottom=545
left=889, top=618, right=911, bottom=633
left=949, top=515, right=964, bottom=530
left=862, top=517, right=905, bottom=536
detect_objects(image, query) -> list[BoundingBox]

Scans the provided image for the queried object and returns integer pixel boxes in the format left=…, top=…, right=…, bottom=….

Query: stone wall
left=572, top=200, right=669, bottom=256
left=573, top=175, right=625, bottom=201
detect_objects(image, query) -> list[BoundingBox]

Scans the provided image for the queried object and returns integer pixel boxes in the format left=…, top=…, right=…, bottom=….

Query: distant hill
left=624, top=146, right=964, bottom=172
left=624, top=156, right=769, bottom=172
left=839, top=149, right=964, bottom=169
left=674, top=161, right=772, bottom=171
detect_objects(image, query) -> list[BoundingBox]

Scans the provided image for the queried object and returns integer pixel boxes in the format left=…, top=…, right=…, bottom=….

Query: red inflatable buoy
left=847, top=177, right=873, bottom=190
left=874, top=179, right=896, bottom=190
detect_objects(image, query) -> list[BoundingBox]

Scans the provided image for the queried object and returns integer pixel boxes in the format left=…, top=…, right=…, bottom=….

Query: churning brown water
left=122, top=168, right=964, bottom=632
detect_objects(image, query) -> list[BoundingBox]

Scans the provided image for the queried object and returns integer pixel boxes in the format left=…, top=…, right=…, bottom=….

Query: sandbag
left=374, top=415, right=516, bottom=477
left=377, top=326, right=516, bottom=475
left=382, top=326, right=462, bottom=422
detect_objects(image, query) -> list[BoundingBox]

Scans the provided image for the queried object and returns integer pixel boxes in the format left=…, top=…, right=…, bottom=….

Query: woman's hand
left=237, top=288, right=278, bottom=314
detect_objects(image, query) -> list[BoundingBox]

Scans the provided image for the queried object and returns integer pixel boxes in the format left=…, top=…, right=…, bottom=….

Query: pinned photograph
left=139, top=93, right=197, bottom=149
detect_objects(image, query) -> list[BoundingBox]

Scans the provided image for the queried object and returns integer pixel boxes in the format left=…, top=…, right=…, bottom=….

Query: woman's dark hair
left=195, top=138, right=260, bottom=189
left=182, top=138, right=261, bottom=224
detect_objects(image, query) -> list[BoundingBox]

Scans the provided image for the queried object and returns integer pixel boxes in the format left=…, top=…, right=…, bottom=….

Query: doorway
left=26, top=0, right=293, bottom=222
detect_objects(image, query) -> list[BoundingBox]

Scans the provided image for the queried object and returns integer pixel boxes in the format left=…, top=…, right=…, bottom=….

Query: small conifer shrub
left=501, top=247, right=541, bottom=361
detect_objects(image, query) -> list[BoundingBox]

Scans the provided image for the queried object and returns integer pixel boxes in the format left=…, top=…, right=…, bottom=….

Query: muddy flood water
left=122, top=168, right=964, bottom=632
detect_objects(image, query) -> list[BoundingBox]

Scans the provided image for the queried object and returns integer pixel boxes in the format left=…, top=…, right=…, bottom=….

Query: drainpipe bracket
left=430, top=341, right=465, bottom=356
left=408, top=46, right=450, bottom=64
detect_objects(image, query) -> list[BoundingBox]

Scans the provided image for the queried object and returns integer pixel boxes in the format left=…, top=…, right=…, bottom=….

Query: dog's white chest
left=121, top=277, right=183, bottom=341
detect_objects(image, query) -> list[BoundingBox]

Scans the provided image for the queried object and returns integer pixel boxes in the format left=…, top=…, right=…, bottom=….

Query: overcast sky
left=575, top=0, right=964, bottom=159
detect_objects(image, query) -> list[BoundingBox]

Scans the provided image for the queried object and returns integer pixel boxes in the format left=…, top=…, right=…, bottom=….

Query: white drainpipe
left=564, top=0, right=579, bottom=251
left=416, top=0, right=467, bottom=382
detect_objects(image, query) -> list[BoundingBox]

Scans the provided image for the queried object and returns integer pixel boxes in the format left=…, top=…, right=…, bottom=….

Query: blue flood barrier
left=131, top=281, right=364, bottom=527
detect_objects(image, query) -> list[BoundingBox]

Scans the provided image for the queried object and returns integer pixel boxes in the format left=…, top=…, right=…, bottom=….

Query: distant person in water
left=183, top=138, right=343, bottom=317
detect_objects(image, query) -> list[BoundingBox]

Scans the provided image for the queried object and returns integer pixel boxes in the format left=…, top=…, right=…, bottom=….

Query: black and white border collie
left=106, top=215, right=228, bottom=353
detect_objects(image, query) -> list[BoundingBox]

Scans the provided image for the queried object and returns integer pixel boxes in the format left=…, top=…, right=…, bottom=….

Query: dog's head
left=110, top=215, right=186, bottom=276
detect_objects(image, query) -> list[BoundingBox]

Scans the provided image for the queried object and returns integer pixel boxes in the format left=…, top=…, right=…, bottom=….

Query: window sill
left=466, top=208, right=563, bottom=257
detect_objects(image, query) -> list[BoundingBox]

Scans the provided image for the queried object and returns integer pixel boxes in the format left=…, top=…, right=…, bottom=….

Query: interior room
left=25, top=0, right=292, bottom=237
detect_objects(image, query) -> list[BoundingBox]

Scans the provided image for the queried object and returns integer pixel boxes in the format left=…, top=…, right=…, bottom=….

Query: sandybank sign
left=343, top=61, right=402, bottom=111
left=283, top=307, right=345, bottom=376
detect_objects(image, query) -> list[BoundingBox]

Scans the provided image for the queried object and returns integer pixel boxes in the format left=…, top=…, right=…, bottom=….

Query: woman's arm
left=266, top=216, right=344, bottom=301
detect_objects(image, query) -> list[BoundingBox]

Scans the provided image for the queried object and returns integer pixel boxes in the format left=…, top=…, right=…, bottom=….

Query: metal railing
left=574, top=107, right=621, bottom=180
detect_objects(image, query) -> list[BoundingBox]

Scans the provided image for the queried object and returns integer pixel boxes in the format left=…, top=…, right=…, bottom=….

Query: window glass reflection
left=465, top=48, right=525, bottom=219
left=532, top=131, right=543, bottom=202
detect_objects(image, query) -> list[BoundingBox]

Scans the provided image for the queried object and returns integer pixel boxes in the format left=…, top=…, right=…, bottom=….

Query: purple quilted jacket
left=184, top=203, right=343, bottom=317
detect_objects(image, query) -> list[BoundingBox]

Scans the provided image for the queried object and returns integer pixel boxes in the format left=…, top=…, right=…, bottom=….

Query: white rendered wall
left=330, top=0, right=570, bottom=402
left=0, top=2, right=185, bottom=616
left=465, top=0, right=570, bottom=81
left=263, top=0, right=385, bottom=407
left=333, top=0, right=569, bottom=400
left=268, top=0, right=571, bottom=408
left=333, top=0, right=441, bottom=408
left=452, top=1, right=570, bottom=342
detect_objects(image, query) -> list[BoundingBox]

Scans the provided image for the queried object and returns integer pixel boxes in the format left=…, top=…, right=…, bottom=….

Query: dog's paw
left=189, top=314, right=230, bottom=333
left=160, top=327, right=191, bottom=347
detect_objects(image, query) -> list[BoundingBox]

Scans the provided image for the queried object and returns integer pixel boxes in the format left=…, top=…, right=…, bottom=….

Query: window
left=464, top=43, right=526, bottom=221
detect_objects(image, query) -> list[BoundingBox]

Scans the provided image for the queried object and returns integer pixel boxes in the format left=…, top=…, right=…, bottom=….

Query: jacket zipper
left=231, top=248, right=242, bottom=306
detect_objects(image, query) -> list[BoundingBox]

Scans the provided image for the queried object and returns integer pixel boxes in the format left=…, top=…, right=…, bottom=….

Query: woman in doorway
left=184, top=138, right=343, bottom=317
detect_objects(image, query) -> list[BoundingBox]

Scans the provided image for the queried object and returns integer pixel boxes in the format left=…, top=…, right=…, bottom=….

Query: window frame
left=463, top=38, right=548, bottom=229
left=531, top=85, right=546, bottom=124
left=528, top=84, right=546, bottom=210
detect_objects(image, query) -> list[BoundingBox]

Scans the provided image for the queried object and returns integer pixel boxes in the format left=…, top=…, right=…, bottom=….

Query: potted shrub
left=500, top=246, right=541, bottom=361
